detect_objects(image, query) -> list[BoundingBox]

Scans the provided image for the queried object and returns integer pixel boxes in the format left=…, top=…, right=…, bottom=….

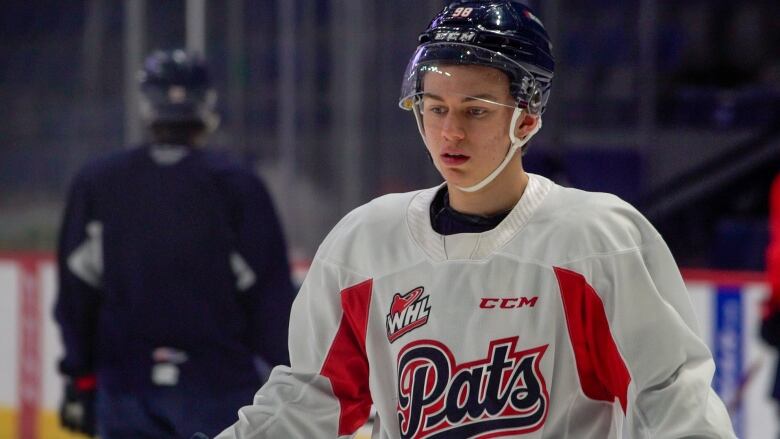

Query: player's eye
left=425, top=105, right=447, bottom=115
left=467, top=107, right=489, bottom=117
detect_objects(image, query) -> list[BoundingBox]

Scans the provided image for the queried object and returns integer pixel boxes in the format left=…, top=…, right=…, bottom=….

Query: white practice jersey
left=217, top=174, right=735, bottom=439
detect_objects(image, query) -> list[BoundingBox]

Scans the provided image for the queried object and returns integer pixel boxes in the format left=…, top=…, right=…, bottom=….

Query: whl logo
left=387, top=286, right=431, bottom=342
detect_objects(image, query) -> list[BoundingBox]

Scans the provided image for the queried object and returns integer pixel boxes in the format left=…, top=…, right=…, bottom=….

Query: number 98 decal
left=452, top=7, right=473, bottom=18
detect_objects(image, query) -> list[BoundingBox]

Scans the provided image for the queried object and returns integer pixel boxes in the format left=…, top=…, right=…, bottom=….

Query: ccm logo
left=480, top=297, right=538, bottom=309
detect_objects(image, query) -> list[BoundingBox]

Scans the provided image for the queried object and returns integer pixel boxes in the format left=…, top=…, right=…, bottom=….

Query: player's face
left=420, top=65, right=517, bottom=189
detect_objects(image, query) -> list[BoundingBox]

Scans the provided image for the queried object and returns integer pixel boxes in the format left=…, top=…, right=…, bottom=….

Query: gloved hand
left=59, top=375, right=97, bottom=437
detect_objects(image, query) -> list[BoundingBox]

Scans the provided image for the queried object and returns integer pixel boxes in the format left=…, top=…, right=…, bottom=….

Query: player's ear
left=515, top=112, right=540, bottom=139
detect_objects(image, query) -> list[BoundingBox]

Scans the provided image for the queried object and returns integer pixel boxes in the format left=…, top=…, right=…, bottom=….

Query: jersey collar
left=407, top=173, right=553, bottom=261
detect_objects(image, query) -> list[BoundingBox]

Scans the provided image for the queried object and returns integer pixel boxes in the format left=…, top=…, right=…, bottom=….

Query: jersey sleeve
left=54, top=170, right=102, bottom=378
left=228, top=173, right=296, bottom=367
left=562, top=237, right=735, bottom=438
left=215, top=253, right=374, bottom=439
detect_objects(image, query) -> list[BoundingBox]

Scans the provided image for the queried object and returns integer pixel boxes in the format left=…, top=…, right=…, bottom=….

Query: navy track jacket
left=55, top=144, right=295, bottom=394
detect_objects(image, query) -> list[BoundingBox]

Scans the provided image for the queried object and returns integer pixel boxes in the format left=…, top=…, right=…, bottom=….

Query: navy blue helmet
left=138, top=49, right=219, bottom=130
left=400, top=0, right=555, bottom=114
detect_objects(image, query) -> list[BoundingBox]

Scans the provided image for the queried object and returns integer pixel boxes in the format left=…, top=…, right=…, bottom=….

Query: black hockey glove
left=59, top=375, right=97, bottom=437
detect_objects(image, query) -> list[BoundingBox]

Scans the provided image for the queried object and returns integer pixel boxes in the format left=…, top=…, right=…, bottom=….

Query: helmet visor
left=399, top=43, right=533, bottom=110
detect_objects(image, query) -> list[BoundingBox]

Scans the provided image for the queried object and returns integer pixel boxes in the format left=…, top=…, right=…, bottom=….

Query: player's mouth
left=440, top=152, right=470, bottom=166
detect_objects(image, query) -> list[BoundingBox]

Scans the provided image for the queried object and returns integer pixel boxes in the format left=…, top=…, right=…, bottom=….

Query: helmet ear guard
left=508, top=78, right=543, bottom=115
left=526, top=84, right=543, bottom=115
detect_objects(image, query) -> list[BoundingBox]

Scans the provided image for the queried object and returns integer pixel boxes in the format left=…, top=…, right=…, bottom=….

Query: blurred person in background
left=762, top=172, right=780, bottom=429
left=214, top=1, right=734, bottom=438
left=54, top=49, right=295, bottom=439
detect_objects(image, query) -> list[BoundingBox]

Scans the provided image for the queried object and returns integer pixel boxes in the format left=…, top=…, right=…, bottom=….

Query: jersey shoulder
left=525, top=184, right=661, bottom=259
left=73, top=146, right=146, bottom=186
left=195, top=148, right=258, bottom=179
left=315, top=190, right=428, bottom=274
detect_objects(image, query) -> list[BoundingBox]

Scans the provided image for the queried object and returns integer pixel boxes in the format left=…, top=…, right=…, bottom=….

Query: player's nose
left=440, top=113, right=466, bottom=142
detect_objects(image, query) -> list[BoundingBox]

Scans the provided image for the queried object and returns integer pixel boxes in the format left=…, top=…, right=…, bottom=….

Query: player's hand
left=59, top=376, right=97, bottom=437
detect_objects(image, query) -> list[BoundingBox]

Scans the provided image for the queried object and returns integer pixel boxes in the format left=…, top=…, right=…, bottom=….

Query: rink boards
left=0, top=254, right=776, bottom=438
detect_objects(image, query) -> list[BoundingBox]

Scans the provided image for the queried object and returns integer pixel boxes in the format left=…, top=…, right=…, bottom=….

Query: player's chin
left=441, top=170, right=477, bottom=189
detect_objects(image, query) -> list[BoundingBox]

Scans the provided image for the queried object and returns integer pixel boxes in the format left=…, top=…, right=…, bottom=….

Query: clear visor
left=399, top=43, right=533, bottom=111
left=413, top=75, right=518, bottom=115
left=399, top=59, right=525, bottom=155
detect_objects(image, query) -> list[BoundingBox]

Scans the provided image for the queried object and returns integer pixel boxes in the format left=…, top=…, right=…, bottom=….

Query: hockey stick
left=726, top=355, right=767, bottom=415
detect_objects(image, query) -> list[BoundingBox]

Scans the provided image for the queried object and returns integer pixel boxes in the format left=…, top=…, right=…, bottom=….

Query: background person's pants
left=96, top=386, right=255, bottom=439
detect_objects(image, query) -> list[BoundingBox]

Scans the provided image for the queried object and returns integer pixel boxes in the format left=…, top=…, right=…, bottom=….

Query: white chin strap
left=456, top=108, right=541, bottom=193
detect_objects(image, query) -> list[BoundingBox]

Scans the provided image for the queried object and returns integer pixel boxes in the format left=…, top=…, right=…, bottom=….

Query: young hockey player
left=217, top=1, right=735, bottom=437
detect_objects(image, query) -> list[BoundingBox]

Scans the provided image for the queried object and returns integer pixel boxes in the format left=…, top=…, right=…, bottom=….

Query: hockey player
left=55, top=49, right=295, bottom=438
left=216, top=1, right=735, bottom=437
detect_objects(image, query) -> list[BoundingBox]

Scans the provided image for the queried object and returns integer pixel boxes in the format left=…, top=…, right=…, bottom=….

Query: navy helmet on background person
left=138, top=49, right=220, bottom=133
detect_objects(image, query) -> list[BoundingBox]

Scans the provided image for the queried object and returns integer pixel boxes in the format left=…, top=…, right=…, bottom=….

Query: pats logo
left=397, top=337, right=548, bottom=439
left=387, top=287, right=431, bottom=342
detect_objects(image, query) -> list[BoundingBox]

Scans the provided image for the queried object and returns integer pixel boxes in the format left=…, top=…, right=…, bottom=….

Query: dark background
left=1, top=0, right=778, bottom=269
